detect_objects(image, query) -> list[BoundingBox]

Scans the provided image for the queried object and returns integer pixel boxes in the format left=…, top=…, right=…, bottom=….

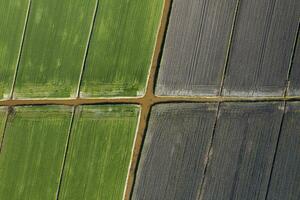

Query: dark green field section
left=267, top=102, right=300, bottom=200
left=0, top=0, right=30, bottom=99
left=133, top=103, right=218, bottom=199
left=59, top=105, right=139, bottom=200
left=0, top=106, right=72, bottom=200
left=201, top=102, right=284, bottom=200
left=156, top=0, right=238, bottom=96
left=222, top=0, right=299, bottom=96
left=288, top=34, right=300, bottom=96
left=13, top=0, right=97, bottom=98
left=80, top=0, right=163, bottom=97
left=0, top=107, right=7, bottom=146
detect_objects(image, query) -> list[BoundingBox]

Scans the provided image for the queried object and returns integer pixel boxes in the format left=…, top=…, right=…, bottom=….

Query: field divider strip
left=55, top=106, right=76, bottom=200
left=284, top=20, right=300, bottom=96
left=197, top=102, right=221, bottom=199
left=76, top=0, right=100, bottom=98
left=10, top=0, right=32, bottom=99
left=219, top=0, right=241, bottom=95
left=0, top=107, right=12, bottom=153
left=264, top=101, right=287, bottom=200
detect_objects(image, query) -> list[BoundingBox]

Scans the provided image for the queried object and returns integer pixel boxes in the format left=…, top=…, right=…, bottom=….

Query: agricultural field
left=0, top=0, right=163, bottom=99
left=0, top=0, right=300, bottom=200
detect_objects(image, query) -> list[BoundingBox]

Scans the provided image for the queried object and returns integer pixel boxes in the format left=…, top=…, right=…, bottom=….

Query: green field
left=59, top=105, right=139, bottom=200
left=0, top=0, right=30, bottom=99
left=0, top=105, right=139, bottom=199
left=0, top=106, right=72, bottom=199
left=13, top=0, right=97, bottom=98
left=80, top=0, right=163, bottom=97
left=8, top=0, right=164, bottom=99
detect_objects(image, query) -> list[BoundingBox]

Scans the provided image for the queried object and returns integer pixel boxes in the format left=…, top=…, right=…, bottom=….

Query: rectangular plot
left=155, top=0, right=238, bottom=96
left=60, top=105, right=139, bottom=200
left=0, top=106, right=72, bottom=199
left=200, top=102, right=284, bottom=200
left=132, top=103, right=218, bottom=200
left=13, top=0, right=97, bottom=98
left=266, top=102, right=300, bottom=200
left=288, top=34, right=300, bottom=96
left=0, top=0, right=30, bottom=99
left=80, top=0, right=163, bottom=97
left=222, top=0, right=300, bottom=96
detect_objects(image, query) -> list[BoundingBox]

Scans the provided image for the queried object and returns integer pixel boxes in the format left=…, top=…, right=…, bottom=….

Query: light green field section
left=0, top=107, right=7, bottom=145
left=0, top=0, right=30, bottom=99
left=80, top=0, right=164, bottom=97
left=59, top=105, right=139, bottom=200
left=0, top=106, right=72, bottom=199
left=13, top=0, right=97, bottom=99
